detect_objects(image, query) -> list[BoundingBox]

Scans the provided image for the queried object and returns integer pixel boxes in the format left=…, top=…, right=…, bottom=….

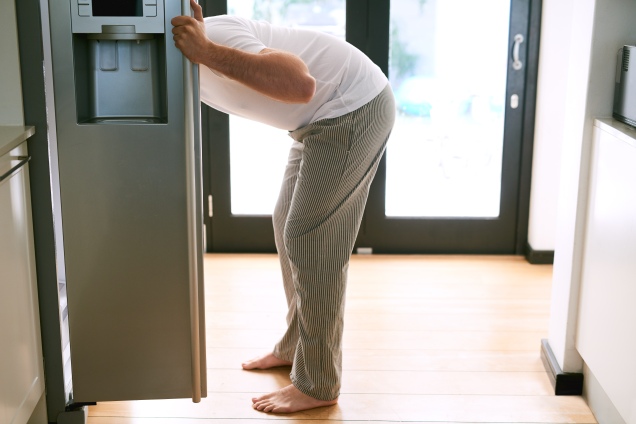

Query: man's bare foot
left=252, top=384, right=338, bottom=413
left=241, top=352, right=292, bottom=370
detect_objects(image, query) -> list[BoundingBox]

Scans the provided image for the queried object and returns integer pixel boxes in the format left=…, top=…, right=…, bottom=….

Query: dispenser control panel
left=71, top=0, right=165, bottom=34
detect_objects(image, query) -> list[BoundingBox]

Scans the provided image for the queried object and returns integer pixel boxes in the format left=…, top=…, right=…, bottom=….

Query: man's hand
left=171, top=0, right=209, bottom=64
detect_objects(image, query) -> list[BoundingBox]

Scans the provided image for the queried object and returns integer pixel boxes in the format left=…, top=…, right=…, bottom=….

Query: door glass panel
left=227, top=0, right=346, bottom=215
left=387, top=0, right=510, bottom=217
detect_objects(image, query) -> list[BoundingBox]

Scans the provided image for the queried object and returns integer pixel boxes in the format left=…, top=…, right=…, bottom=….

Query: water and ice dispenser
left=70, top=0, right=167, bottom=123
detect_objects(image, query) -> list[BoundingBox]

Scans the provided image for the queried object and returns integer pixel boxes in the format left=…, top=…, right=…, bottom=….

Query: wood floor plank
left=206, top=269, right=553, bottom=296
left=207, top=347, right=547, bottom=372
left=206, top=296, right=551, bottom=317
left=206, top=328, right=548, bottom=351
left=206, top=310, right=550, bottom=332
left=340, top=349, right=547, bottom=372
left=204, top=368, right=555, bottom=396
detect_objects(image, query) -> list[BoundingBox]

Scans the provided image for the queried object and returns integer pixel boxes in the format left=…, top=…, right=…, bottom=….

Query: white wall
left=545, top=0, right=636, bottom=374
left=529, top=0, right=596, bottom=376
left=547, top=0, right=597, bottom=374
left=0, top=0, right=24, bottom=125
left=539, top=0, right=636, bottom=421
left=526, top=0, right=571, bottom=252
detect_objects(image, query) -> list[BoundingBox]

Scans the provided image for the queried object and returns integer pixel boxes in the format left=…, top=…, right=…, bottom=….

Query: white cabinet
left=0, top=127, right=44, bottom=424
left=577, top=119, right=636, bottom=424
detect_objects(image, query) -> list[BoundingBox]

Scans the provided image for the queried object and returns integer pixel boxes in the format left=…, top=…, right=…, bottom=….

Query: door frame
left=200, top=0, right=541, bottom=254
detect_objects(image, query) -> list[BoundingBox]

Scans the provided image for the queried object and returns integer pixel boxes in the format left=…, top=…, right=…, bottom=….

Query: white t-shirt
left=199, top=15, right=388, bottom=131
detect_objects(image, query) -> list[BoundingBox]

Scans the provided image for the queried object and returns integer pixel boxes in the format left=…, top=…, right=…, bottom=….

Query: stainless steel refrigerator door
left=47, top=0, right=206, bottom=403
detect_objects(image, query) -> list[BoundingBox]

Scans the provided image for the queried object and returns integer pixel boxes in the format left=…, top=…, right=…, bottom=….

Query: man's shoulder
left=204, top=15, right=268, bottom=36
left=204, top=14, right=247, bottom=25
left=204, top=15, right=268, bottom=52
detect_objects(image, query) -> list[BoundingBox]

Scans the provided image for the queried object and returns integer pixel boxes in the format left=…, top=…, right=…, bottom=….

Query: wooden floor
left=88, top=254, right=597, bottom=424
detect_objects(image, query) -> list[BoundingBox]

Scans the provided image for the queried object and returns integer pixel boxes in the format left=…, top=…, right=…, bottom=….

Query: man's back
left=199, top=15, right=387, bottom=130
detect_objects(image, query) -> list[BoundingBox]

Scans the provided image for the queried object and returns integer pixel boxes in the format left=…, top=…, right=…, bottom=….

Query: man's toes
left=254, top=401, right=271, bottom=412
left=242, top=360, right=258, bottom=370
left=252, top=399, right=266, bottom=408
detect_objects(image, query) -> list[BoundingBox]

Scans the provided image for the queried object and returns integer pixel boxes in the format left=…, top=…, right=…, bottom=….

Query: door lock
left=510, top=94, right=519, bottom=109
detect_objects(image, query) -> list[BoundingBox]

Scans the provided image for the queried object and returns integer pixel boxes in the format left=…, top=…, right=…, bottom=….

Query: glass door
left=387, top=1, right=510, bottom=218
left=354, top=0, right=534, bottom=253
left=201, top=0, right=536, bottom=253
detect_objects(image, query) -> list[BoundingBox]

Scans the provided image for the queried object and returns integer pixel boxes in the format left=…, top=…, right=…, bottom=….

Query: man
left=172, top=0, right=395, bottom=414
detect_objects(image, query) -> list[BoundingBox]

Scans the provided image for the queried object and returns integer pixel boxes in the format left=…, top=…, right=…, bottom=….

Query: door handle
left=183, top=0, right=203, bottom=404
left=0, top=156, right=31, bottom=183
left=512, top=34, right=524, bottom=70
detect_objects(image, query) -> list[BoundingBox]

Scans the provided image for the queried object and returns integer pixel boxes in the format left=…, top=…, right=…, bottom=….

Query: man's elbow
left=298, top=76, right=316, bottom=104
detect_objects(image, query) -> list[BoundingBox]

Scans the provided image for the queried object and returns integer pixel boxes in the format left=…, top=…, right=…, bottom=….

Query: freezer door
left=47, top=0, right=206, bottom=403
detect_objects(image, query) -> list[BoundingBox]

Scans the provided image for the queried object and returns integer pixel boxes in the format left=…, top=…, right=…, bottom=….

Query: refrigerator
left=38, top=0, right=207, bottom=421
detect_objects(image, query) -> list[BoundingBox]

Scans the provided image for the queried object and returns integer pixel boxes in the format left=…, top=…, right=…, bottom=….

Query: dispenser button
left=78, top=5, right=91, bottom=16
left=145, top=0, right=157, bottom=4
left=144, top=5, right=157, bottom=16
left=78, top=0, right=90, bottom=4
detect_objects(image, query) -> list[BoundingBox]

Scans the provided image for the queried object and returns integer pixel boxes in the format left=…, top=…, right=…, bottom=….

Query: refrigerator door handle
left=183, top=0, right=202, bottom=404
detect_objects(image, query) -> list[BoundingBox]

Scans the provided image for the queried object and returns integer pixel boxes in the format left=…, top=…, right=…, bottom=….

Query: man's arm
left=171, top=0, right=316, bottom=104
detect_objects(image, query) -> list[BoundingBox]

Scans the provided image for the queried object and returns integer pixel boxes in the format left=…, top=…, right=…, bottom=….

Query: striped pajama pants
left=271, top=84, right=395, bottom=401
